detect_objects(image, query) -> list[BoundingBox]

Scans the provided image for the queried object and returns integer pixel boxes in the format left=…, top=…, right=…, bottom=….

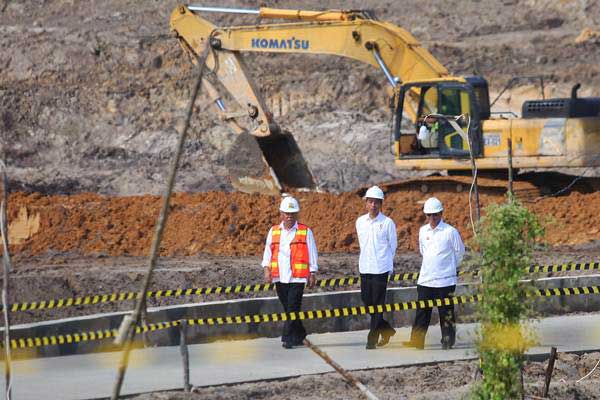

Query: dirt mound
left=7, top=188, right=600, bottom=258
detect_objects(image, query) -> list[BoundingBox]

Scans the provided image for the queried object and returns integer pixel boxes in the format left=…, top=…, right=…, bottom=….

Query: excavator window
left=420, top=86, right=438, bottom=116
left=394, top=82, right=482, bottom=159
left=436, top=84, right=484, bottom=158
left=438, top=88, right=469, bottom=153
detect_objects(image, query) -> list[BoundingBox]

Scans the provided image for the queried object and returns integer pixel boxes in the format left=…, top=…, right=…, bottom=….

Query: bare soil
left=129, top=351, right=600, bottom=400
left=7, top=189, right=600, bottom=258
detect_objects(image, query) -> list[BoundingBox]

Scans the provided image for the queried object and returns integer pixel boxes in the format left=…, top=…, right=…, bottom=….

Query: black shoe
left=282, top=342, right=293, bottom=349
left=377, top=329, right=396, bottom=347
left=401, top=340, right=424, bottom=350
left=441, top=336, right=455, bottom=350
left=365, top=343, right=377, bottom=350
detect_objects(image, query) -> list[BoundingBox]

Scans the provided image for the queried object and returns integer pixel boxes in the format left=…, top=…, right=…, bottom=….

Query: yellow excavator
left=169, top=5, right=600, bottom=195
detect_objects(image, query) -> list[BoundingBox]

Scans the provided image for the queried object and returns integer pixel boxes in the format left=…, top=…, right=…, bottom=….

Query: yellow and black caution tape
left=4, top=261, right=598, bottom=314
left=5, top=285, right=600, bottom=350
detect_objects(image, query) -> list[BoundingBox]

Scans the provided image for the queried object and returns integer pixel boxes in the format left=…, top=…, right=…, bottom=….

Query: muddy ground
left=129, top=351, right=600, bottom=400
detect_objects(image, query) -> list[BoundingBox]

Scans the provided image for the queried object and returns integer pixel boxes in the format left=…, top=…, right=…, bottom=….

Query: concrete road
left=1, top=313, right=599, bottom=400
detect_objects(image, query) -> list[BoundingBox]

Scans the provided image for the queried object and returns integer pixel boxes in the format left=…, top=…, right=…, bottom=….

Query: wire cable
left=533, top=155, right=600, bottom=201
left=424, top=113, right=477, bottom=237
left=576, top=358, right=600, bottom=383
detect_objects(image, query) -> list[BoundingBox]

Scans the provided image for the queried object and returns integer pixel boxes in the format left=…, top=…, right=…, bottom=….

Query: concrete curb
left=4, top=274, right=600, bottom=358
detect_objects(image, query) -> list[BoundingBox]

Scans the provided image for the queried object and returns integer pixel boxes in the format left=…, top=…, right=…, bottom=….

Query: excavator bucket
left=224, top=131, right=316, bottom=195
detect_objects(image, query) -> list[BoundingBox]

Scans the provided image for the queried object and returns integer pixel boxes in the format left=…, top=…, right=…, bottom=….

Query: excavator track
left=354, top=175, right=541, bottom=202
left=355, top=172, right=600, bottom=202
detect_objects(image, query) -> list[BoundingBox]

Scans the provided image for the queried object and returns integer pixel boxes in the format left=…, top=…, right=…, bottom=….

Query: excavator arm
left=170, top=5, right=452, bottom=119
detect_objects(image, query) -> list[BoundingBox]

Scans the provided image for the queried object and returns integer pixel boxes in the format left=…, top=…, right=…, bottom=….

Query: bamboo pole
left=303, top=339, right=379, bottom=400
left=110, top=44, right=210, bottom=400
left=0, top=160, right=13, bottom=400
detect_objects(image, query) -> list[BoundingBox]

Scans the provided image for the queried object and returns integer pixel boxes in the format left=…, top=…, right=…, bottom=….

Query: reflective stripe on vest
left=270, top=223, right=310, bottom=279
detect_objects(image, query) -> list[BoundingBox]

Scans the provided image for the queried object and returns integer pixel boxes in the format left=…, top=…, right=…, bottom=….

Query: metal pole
left=542, top=347, right=557, bottom=398
left=179, top=320, right=190, bottom=392
left=368, top=44, right=398, bottom=88
left=507, top=138, right=513, bottom=196
left=187, top=5, right=259, bottom=14
left=471, top=159, right=481, bottom=222
left=304, top=339, right=379, bottom=400
left=465, top=125, right=481, bottom=222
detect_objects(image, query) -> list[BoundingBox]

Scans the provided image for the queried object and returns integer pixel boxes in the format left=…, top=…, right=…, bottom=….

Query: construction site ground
left=2, top=0, right=600, bottom=399
left=4, top=188, right=600, bottom=325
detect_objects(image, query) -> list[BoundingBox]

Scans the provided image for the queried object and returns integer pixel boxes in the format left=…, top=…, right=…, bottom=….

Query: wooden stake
left=304, top=339, right=379, bottom=400
left=542, top=347, right=557, bottom=398
left=508, top=138, right=514, bottom=196
left=179, top=320, right=191, bottom=392
left=520, top=365, right=525, bottom=400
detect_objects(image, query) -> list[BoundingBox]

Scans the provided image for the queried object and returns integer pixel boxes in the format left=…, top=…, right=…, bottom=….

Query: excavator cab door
left=436, top=83, right=483, bottom=158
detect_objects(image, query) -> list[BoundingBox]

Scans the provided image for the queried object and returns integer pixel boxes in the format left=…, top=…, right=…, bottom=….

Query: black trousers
left=410, top=284, right=456, bottom=348
left=275, top=282, right=307, bottom=345
left=360, top=273, right=395, bottom=345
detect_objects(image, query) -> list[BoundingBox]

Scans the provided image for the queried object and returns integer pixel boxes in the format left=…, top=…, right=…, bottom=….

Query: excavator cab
left=394, top=77, right=488, bottom=159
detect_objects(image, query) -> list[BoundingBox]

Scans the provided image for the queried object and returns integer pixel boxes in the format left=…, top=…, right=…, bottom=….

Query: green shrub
left=473, top=195, right=544, bottom=399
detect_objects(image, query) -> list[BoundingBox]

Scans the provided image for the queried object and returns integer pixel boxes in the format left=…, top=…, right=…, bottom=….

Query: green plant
left=473, top=195, right=544, bottom=400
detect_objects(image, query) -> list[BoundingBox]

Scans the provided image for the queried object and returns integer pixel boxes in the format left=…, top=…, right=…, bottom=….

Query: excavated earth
left=1, top=0, right=600, bottom=399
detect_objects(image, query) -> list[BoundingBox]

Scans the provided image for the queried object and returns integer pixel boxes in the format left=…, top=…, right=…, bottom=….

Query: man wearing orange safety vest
left=262, top=196, right=318, bottom=349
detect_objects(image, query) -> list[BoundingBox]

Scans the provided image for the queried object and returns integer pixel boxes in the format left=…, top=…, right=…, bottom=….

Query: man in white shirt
left=355, top=186, right=397, bottom=349
left=404, top=197, right=465, bottom=350
left=262, top=196, right=318, bottom=349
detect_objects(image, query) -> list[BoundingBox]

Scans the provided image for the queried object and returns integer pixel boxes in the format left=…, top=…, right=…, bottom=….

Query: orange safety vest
left=270, top=223, right=310, bottom=279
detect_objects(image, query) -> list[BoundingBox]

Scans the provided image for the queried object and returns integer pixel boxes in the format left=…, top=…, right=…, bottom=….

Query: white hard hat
left=364, top=185, right=384, bottom=200
left=423, top=197, right=443, bottom=214
left=279, top=196, right=300, bottom=213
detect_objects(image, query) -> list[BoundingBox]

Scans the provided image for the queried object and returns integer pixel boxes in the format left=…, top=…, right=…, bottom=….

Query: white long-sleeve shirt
left=355, top=212, right=397, bottom=274
left=261, top=221, right=318, bottom=283
left=417, top=220, right=465, bottom=287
